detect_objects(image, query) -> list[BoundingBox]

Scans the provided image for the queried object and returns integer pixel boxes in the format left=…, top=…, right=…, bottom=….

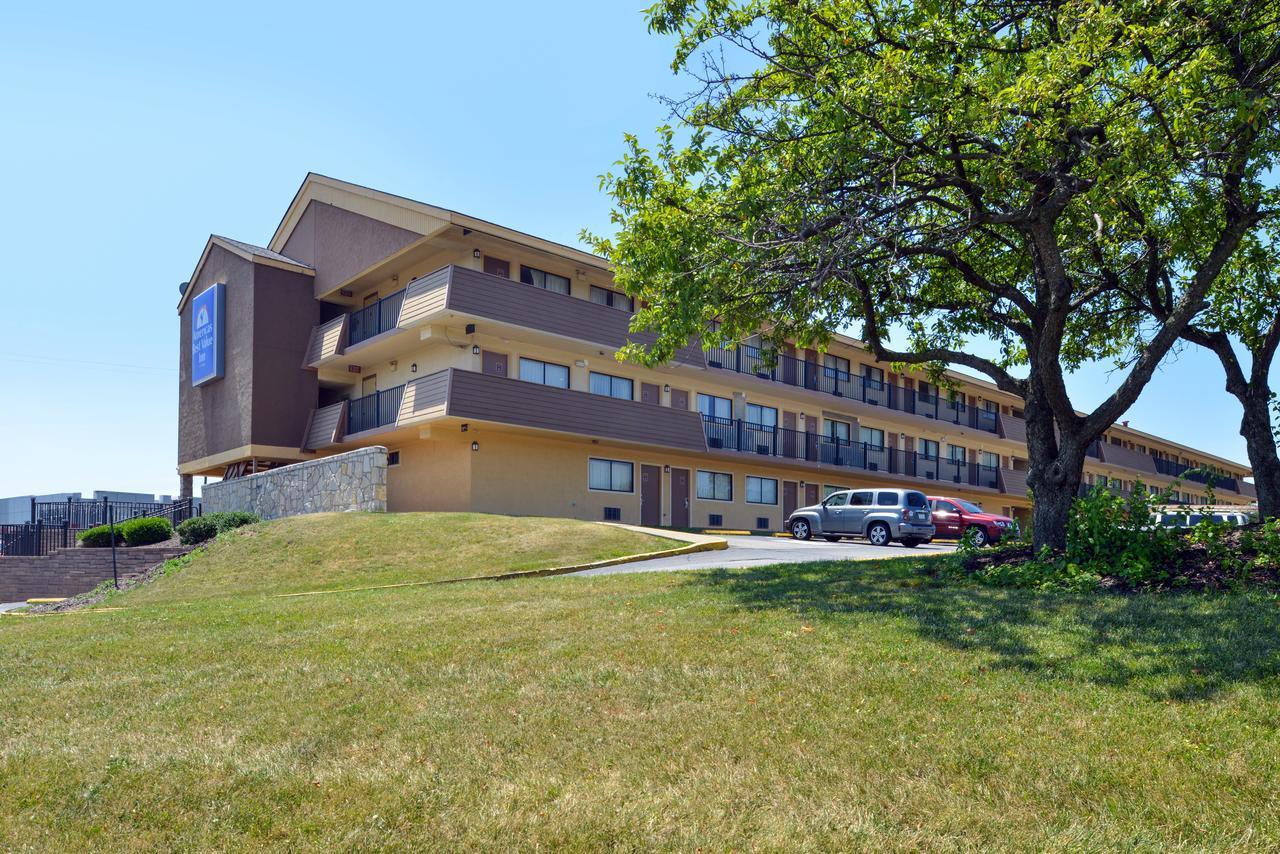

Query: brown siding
left=998, top=468, right=1030, bottom=497
left=397, top=370, right=452, bottom=422
left=1098, top=442, right=1158, bottom=475
left=281, top=200, right=422, bottom=297
left=398, top=266, right=451, bottom=327
left=445, top=370, right=708, bottom=452
left=998, top=413, right=1027, bottom=444
left=442, top=266, right=706, bottom=367
left=250, top=263, right=320, bottom=449
left=303, top=401, right=347, bottom=450
left=305, top=315, right=347, bottom=366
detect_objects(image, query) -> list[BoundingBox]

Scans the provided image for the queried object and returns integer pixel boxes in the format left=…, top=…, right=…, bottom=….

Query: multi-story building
left=175, top=174, right=1256, bottom=530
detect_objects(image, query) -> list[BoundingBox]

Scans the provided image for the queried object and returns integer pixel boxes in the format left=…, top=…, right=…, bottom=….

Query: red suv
left=927, top=497, right=1018, bottom=547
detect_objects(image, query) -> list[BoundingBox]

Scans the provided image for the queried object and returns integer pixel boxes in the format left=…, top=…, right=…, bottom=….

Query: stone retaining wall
left=202, top=446, right=387, bottom=521
left=0, top=545, right=190, bottom=601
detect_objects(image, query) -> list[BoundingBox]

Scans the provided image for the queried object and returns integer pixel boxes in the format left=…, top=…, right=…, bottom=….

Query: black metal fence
left=348, top=289, right=406, bottom=347
left=0, top=521, right=72, bottom=557
left=31, top=496, right=198, bottom=531
left=705, top=343, right=1000, bottom=433
left=701, top=415, right=1000, bottom=489
left=348, top=383, right=406, bottom=434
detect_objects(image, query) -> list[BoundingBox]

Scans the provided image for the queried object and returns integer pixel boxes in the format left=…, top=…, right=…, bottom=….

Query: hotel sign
left=191, top=283, right=226, bottom=387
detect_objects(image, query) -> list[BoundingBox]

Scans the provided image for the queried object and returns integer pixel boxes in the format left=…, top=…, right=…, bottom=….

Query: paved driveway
left=573, top=534, right=957, bottom=576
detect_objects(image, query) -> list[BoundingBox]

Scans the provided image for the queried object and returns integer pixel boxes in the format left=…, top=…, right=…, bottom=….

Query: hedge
left=120, top=517, right=173, bottom=547
left=77, top=525, right=123, bottom=548
left=177, top=511, right=260, bottom=545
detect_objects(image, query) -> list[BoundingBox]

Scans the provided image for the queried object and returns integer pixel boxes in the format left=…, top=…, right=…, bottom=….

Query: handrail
left=348, top=289, right=407, bottom=347
left=347, top=383, right=407, bottom=434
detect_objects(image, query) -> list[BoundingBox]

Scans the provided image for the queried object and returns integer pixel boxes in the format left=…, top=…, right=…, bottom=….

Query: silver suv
left=787, top=488, right=934, bottom=548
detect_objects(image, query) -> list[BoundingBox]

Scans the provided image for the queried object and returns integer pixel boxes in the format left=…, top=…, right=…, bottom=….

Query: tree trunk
left=1021, top=386, right=1086, bottom=552
left=1239, top=391, right=1280, bottom=519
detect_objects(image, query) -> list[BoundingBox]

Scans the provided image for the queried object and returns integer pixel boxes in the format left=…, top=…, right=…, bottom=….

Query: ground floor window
left=387, top=450, right=400, bottom=466
left=589, top=458, right=633, bottom=492
left=697, top=470, right=733, bottom=501
left=746, top=476, right=778, bottom=505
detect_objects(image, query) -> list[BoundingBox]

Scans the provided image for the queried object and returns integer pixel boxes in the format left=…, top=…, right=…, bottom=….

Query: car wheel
left=823, top=535, right=841, bottom=542
left=900, top=538, right=920, bottom=548
left=966, top=525, right=989, bottom=548
left=866, top=522, right=891, bottom=547
left=790, top=519, right=812, bottom=541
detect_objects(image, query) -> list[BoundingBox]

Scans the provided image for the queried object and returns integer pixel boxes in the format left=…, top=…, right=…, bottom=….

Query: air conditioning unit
left=755, top=371, right=771, bottom=380
left=708, top=437, right=724, bottom=449
left=925, top=472, right=936, bottom=480
left=756, top=444, right=770, bottom=455
left=755, top=517, right=771, bottom=530
left=708, top=360, right=723, bottom=369
left=868, top=462, right=879, bottom=472
left=867, top=399, right=879, bottom=406
left=603, top=507, right=622, bottom=521
left=833, top=390, right=844, bottom=397
left=953, top=475, right=962, bottom=483
left=709, top=513, right=724, bottom=527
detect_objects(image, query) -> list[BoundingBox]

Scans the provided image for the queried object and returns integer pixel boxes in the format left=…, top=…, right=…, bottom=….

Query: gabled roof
left=177, top=235, right=314, bottom=312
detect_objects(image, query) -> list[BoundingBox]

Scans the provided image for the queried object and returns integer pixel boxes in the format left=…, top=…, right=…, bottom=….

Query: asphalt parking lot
left=573, top=534, right=957, bottom=576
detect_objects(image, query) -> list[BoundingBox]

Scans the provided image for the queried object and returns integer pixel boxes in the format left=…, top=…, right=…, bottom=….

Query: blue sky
left=0, top=1, right=1268, bottom=498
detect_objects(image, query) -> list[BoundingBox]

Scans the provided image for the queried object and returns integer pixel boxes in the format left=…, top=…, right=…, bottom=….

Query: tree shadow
left=686, top=559, right=1280, bottom=701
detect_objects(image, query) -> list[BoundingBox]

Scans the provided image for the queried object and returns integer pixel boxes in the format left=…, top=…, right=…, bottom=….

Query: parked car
left=1152, top=510, right=1251, bottom=528
left=787, top=488, right=934, bottom=547
left=927, top=496, right=1017, bottom=547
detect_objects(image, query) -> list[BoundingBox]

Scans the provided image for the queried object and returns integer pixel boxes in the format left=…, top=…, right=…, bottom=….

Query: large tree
left=589, top=0, right=1280, bottom=549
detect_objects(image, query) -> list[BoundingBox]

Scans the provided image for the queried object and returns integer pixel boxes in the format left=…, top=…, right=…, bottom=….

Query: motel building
left=176, top=174, right=1257, bottom=531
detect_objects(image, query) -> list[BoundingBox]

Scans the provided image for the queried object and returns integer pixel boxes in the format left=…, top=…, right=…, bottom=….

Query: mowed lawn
left=3, top=515, right=1280, bottom=850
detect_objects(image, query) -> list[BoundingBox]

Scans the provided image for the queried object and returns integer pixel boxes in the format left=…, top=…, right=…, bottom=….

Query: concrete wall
left=0, top=545, right=190, bottom=601
left=202, top=446, right=388, bottom=520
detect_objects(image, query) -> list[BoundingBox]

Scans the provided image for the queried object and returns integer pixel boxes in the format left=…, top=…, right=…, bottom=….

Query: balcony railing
left=348, top=289, right=407, bottom=347
left=347, top=384, right=406, bottom=434
left=1151, top=457, right=1238, bottom=492
left=702, top=415, right=1000, bottom=489
left=705, top=343, right=999, bottom=434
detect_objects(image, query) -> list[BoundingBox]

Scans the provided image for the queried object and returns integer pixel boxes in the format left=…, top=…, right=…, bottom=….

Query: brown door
left=783, top=480, right=798, bottom=519
left=362, top=291, right=380, bottom=307
left=361, top=374, right=377, bottom=396
left=782, top=411, right=798, bottom=458
left=640, top=465, right=662, bottom=527
left=670, top=388, right=689, bottom=410
left=804, top=416, right=818, bottom=461
left=483, top=256, right=510, bottom=278
left=481, top=350, right=508, bottom=377
left=670, top=468, right=690, bottom=528
left=782, top=344, right=798, bottom=385
left=641, top=382, right=661, bottom=406
left=805, top=483, right=820, bottom=505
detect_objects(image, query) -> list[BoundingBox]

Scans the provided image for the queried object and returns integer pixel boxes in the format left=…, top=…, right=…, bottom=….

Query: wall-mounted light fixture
left=410, top=363, right=418, bottom=373
left=799, top=481, right=806, bottom=488
left=473, top=248, right=481, bottom=259
left=663, top=384, right=670, bottom=393
left=663, top=464, right=671, bottom=474
left=471, top=441, right=480, bottom=452
left=471, top=344, right=481, bottom=355
left=575, top=359, right=587, bottom=368
left=461, top=423, right=469, bottom=432
left=389, top=359, right=398, bottom=371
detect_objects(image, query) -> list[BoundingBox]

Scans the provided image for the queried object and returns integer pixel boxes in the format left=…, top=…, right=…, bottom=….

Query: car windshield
left=953, top=499, right=985, bottom=514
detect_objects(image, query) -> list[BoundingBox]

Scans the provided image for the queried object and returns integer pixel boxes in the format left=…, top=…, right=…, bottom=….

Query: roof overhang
left=176, top=235, right=314, bottom=314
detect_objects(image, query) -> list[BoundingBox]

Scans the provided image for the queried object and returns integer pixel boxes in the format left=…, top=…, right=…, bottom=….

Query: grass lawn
left=3, top=514, right=1280, bottom=850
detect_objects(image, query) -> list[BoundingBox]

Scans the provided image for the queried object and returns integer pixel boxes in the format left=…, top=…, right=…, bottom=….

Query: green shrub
left=120, top=517, right=173, bottom=547
left=176, top=512, right=260, bottom=546
left=1064, top=482, right=1180, bottom=586
left=176, top=516, right=217, bottom=545
left=77, top=525, right=123, bottom=548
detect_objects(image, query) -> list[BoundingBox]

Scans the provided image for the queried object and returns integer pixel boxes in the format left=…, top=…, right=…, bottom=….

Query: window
left=746, top=476, right=778, bottom=505
left=983, top=400, right=998, bottom=412
left=876, top=491, right=899, bottom=506
left=824, top=491, right=849, bottom=506
left=859, top=426, right=884, bottom=449
left=862, top=365, right=885, bottom=387
left=387, top=450, right=401, bottom=466
left=745, top=403, right=777, bottom=429
left=519, top=357, right=570, bottom=388
left=825, top=419, right=851, bottom=442
left=697, top=470, right=733, bottom=501
left=520, top=265, right=570, bottom=295
left=980, top=451, right=999, bottom=469
left=849, top=490, right=874, bottom=507
left=918, top=439, right=939, bottom=460
left=588, top=458, right=633, bottom=492
left=905, top=492, right=928, bottom=508
left=823, top=353, right=850, bottom=378
left=918, top=381, right=937, bottom=401
left=823, top=484, right=850, bottom=498
left=589, top=285, right=633, bottom=311
left=947, top=444, right=967, bottom=462
left=697, top=393, right=732, bottom=421
left=590, top=371, right=633, bottom=400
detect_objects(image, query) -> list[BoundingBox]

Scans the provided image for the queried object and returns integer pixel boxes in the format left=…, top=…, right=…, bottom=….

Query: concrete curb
left=275, top=525, right=729, bottom=599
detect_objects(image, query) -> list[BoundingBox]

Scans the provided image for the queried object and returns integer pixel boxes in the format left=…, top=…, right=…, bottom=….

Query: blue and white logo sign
left=191, top=283, right=226, bottom=387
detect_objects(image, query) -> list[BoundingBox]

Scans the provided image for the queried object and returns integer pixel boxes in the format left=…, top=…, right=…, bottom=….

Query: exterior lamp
left=471, top=344, right=480, bottom=355
left=799, top=481, right=806, bottom=488
left=410, top=363, right=418, bottom=373
left=471, top=441, right=480, bottom=452
left=663, top=384, right=670, bottom=393
left=663, top=465, right=671, bottom=474
left=473, top=248, right=481, bottom=258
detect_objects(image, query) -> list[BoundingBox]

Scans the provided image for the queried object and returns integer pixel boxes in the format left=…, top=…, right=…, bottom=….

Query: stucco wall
left=203, top=446, right=388, bottom=520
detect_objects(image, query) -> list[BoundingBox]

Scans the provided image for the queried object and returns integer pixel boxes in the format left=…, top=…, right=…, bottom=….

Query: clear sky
left=0, top=1, right=1269, bottom=498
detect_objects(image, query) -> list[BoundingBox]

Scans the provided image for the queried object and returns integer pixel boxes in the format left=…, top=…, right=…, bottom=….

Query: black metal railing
left=1151, top=457, right=1238, bottom=491
left=704, top=343, right=1000, bottom=433
left=30, top=496, right=197, bottom=531
left=702, top=415, right=1000, bottom=489
left=348, top=289, right=406, bottom=347
left=347, top=384, right=406, bottom=434
left=0, top=520, right=71, bottom=557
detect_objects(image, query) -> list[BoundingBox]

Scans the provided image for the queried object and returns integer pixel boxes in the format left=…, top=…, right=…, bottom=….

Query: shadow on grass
left=688, top=557, right=1280, bottom=701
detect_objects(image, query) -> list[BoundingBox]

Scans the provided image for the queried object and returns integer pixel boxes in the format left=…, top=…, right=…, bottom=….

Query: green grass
left=3, top=515, right=1280, bottom=850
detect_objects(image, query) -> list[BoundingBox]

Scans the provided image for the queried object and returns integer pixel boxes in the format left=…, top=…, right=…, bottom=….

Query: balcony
left=347, top=383, right=407, bottom=435
left=1152, top=457, right=1239, bottom=492
left=702, top=415, right=1000, bottom=490
left=348, top=290, right=407, bottom=347
left=705, top=343, right=1000, bottom=434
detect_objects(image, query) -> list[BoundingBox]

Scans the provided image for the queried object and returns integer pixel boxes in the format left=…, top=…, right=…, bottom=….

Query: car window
left=936, top=501, right=959, bottom=514
left=825, top=492, right=848, bottom=507
left=849, top=491, right=874, bottom=507
left=876, top=491, right=898, bottom=507
left=906, top=492, right=927, bottom=509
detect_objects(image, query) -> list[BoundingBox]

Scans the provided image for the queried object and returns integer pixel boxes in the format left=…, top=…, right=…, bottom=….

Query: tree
left=589, top=0, right=1280, bottom=549
left=1167, top=233, right=1280, bottom=517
